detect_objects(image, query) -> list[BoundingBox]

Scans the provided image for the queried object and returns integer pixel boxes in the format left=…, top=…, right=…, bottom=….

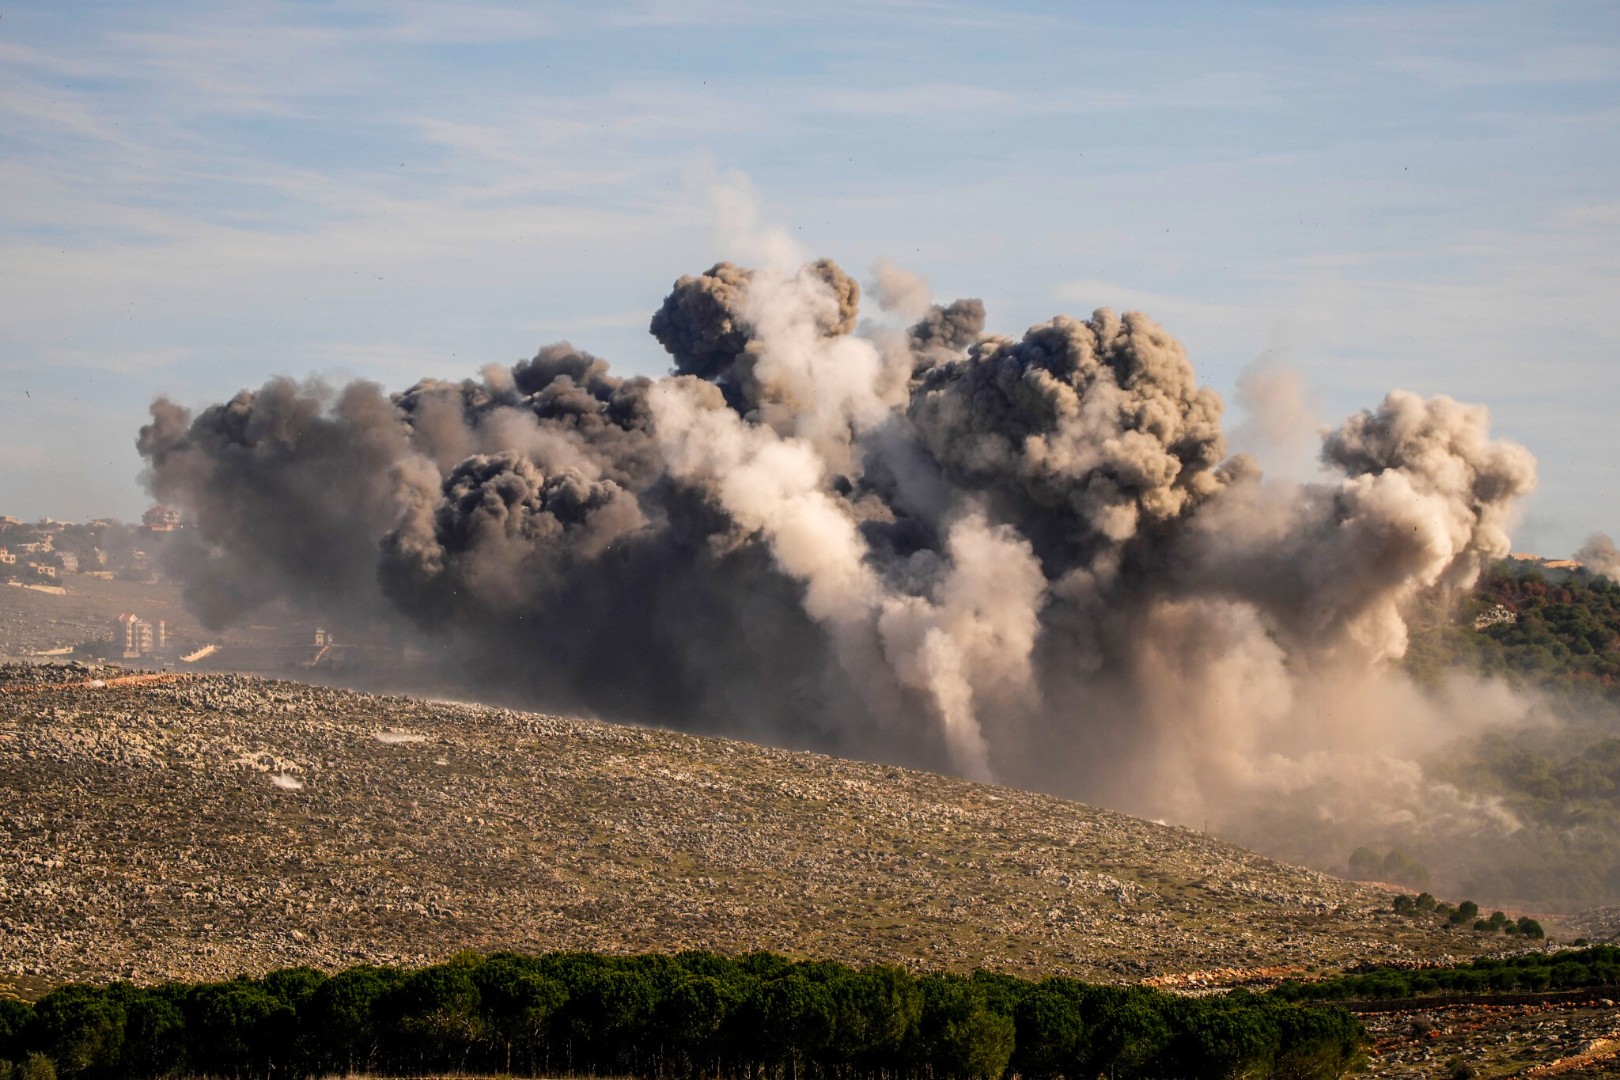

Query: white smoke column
left=709, top=169, right=803, bottom=279
left=1228, top=357, right=1322, bottom=480
left=653, top=375, right=1041, bottom=781
left=649, top=264, right=1046, bottom=780
left=649, top=375, right=928, bottom=756
left=869, top=259, right=933, bottom=319
left=651, top=378, right=878, bottom=624
left=742, top=261, right=896, bottom=460
left=876, top=513, right=1046, bottom=780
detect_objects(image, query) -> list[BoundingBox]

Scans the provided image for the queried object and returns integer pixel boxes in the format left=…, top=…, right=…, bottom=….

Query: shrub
left=17, top=1055, right=54, bottom=1080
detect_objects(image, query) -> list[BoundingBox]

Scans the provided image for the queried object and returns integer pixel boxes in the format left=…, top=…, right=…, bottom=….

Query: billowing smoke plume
left=1577, top=533, right=1620, bottom=581
left=138, top=256, right=1539, bottom=863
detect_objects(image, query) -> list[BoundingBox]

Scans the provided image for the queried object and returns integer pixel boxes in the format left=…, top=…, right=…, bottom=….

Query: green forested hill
left=1408, top=567, right=1620, bottom=691
left=1369, top=565, right=1620, bottom=905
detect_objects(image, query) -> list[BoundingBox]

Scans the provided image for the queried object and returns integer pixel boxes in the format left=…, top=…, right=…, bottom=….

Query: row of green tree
left=1387, top=894, right=1544, bottom=937
left=0, top=950, right=1364, bottom=1080
left=1271, top=946, right=1620, bottom=1003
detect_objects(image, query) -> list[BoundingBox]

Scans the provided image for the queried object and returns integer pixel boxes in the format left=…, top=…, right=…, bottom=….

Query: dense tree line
left=1271, top=946, right=1620, bottom=1003
left=0, top=951, right=1364, bottom=1079
left=1407, top=568, right=1620, bottom=692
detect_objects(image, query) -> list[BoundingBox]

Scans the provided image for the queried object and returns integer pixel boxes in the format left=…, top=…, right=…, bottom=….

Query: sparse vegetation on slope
left=0, top=665, right=1477, bottom=987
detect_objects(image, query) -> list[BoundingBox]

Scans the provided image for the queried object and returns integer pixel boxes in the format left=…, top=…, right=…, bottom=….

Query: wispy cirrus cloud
left=1383, top=45, right=1620, bottom=88
left=0, top=0, right=1617, bottom=552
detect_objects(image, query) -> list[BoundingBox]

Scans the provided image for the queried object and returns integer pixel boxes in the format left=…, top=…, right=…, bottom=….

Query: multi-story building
left=114, top=613, right=166, bottom=659
left=141, top=506, right=182, bottom=532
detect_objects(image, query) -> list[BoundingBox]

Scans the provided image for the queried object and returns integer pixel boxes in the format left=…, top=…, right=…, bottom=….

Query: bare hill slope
left=0, top=665, right=1483, bottom=987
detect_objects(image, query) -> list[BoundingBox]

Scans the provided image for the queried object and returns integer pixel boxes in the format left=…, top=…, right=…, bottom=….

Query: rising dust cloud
left=137, top=248, right=1545, bottom=886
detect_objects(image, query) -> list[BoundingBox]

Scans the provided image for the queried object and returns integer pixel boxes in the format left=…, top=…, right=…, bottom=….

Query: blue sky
left=2, top=1, right=1617, bottom=554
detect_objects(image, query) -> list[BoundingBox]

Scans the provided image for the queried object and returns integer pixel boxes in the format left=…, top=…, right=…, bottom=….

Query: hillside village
left=0, top=510, right=176, bottom=590
left=0, top=513, right=378, bottom=676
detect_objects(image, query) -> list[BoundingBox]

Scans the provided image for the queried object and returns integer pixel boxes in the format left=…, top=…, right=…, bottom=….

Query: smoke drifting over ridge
left=1577, top=533, right=1620, bottom=581
left=137, top=256, right=1538, bottom=850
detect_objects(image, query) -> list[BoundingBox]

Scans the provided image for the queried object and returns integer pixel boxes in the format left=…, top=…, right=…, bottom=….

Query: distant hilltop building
left=1509, top=552, right=1582, bottom=571
left=141, top=506, right=182, bottom=532
left=114, top=613, right=166, bottom=659
left=1502, top=551, right=1585, bottom=584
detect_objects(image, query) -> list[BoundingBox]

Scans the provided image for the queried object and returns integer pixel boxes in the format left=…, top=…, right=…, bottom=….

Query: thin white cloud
left=412, top=84, right=772, bottom=162
left=810, top=83, right=1038, bottom=118
left=1384, top=45, right=1620, bottom=88
left=15, top=347, right=196, bottom=377
left=305, top=341, right=471, bottom=383
left=600, top=0, right=806, bottom=29
left=805, top=72, right=1284, bottom=120
left=520, top=311, right=654, bottom=336
left=368, top=3, right=556, bottom=44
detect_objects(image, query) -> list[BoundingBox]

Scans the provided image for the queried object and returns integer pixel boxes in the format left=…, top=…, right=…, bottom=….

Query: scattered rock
left=0, top=665, right=1504, bottom=987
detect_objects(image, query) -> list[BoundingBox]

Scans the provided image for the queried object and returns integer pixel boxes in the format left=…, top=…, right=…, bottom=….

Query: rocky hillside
left=0, top=665, right=1504, bottom=989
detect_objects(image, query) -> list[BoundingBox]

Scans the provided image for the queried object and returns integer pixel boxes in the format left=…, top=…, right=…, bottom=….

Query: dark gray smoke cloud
left=650, top=260, right=860, bottom=415
left=138, top=256, right=1538, bottom=849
